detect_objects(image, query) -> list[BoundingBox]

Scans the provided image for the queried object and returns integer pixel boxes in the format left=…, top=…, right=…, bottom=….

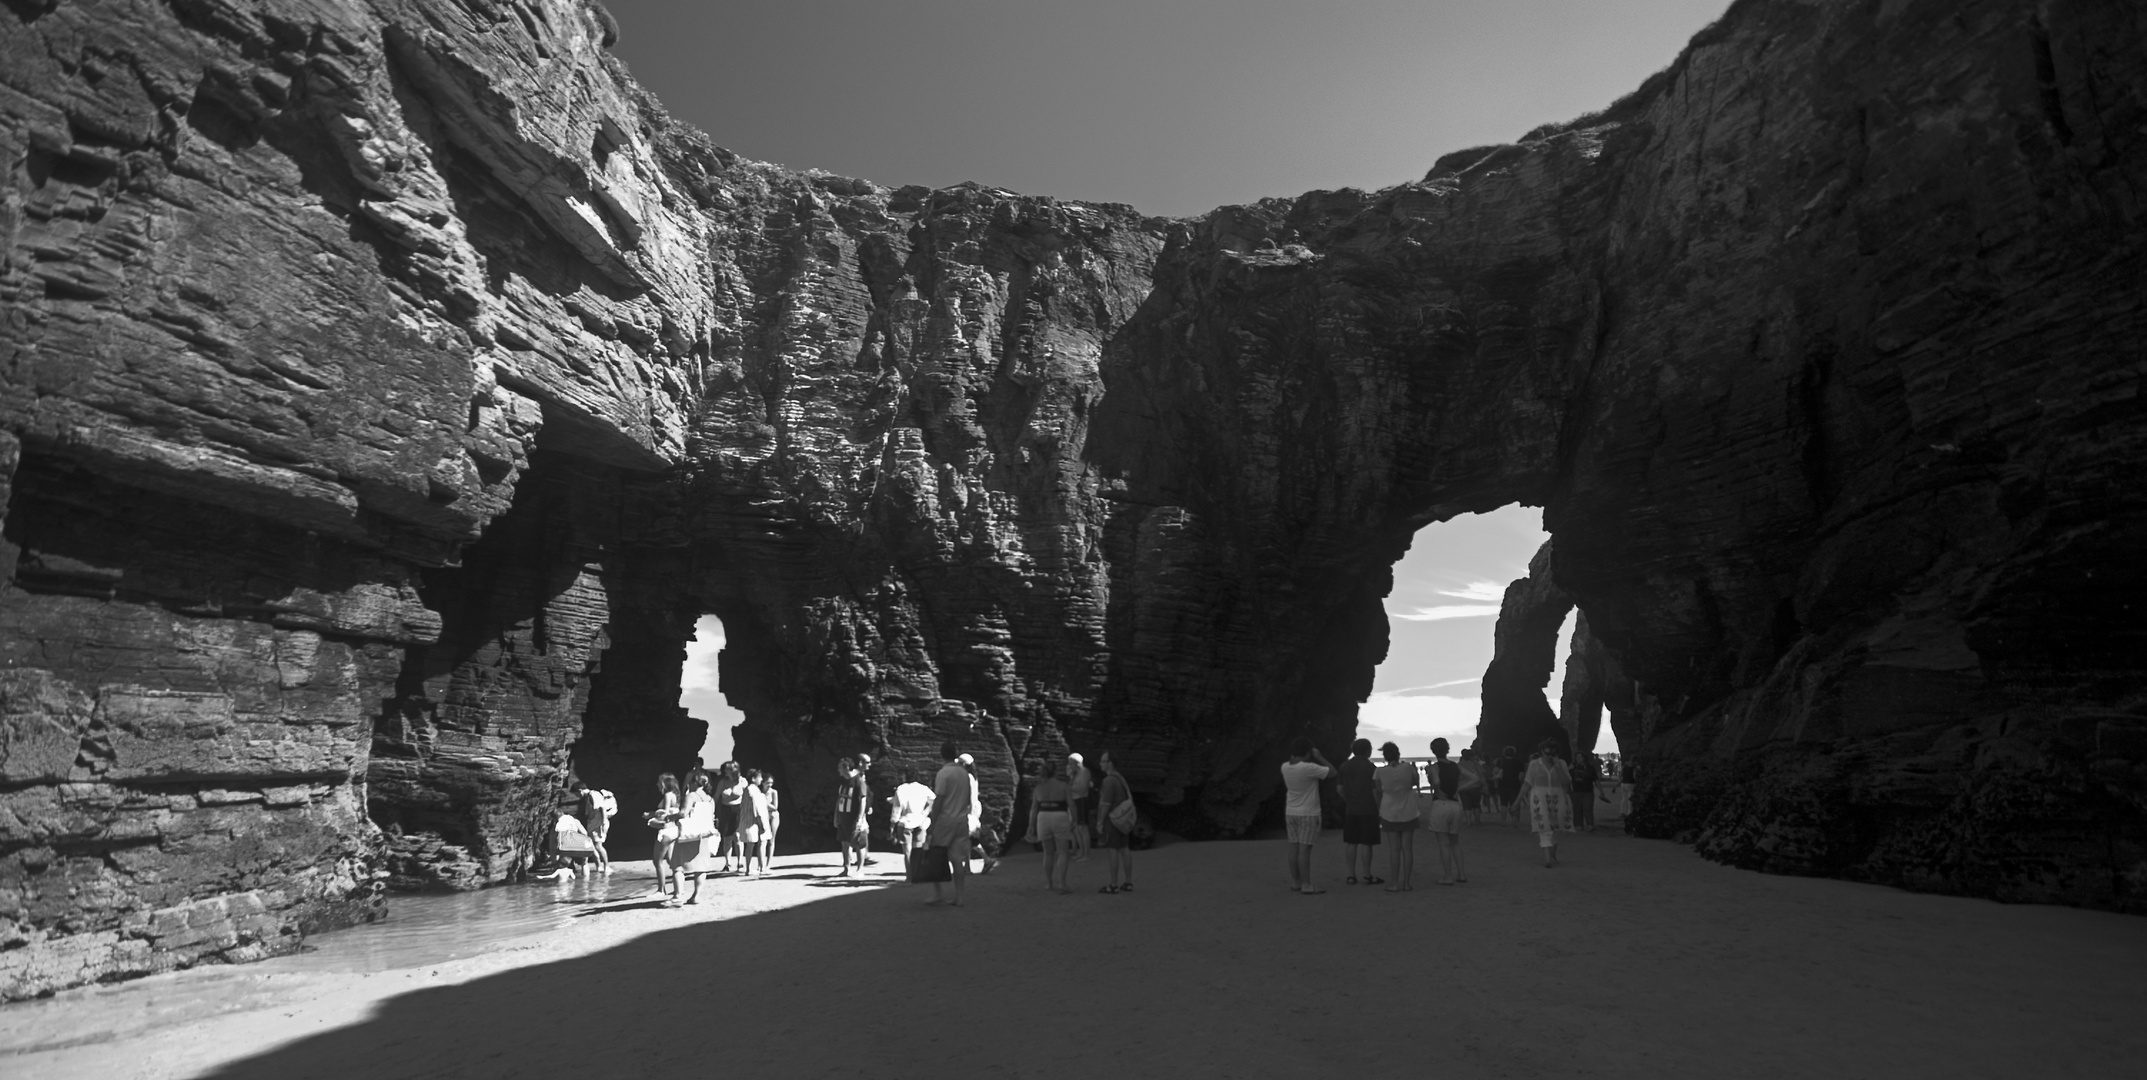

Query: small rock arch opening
left=1365, top=506, right=1623, bottom=789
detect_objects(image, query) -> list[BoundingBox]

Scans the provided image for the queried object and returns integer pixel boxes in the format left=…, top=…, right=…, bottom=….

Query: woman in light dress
left=1422, top=738, right=1467, bottom=884
left=1525, top=740, right=1575, bottom=867
left=1373, top=742, right=1420, bottom=891
left=669, top=768, right=720, bottom=904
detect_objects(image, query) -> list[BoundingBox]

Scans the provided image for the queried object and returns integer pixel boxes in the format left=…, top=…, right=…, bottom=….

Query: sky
left=601, top=0, right=1734, bottom=218
left=647, top=1, right=1724, bottom=759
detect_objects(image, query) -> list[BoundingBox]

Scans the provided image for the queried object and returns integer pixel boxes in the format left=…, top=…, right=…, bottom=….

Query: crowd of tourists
left=635, top=763, right=781, bottom=905
left=545, top=732, right=1608, bottom=901
left=1282, top=735, right=1608, bottom=892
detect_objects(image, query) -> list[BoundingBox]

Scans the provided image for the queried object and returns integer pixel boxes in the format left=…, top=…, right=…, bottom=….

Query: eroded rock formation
left=2, top=0, right=2142, bottom=997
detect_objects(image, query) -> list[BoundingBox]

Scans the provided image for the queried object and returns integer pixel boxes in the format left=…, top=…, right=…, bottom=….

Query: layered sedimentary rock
left=2, top=0, right=2143, bottom=998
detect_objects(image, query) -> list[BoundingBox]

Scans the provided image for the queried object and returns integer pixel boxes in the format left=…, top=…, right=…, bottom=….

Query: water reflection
left=282, top=866, right=660, bottom=974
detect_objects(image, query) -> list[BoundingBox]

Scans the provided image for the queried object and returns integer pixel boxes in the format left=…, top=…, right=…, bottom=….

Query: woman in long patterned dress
left=1525, top=741, right=1574, bottom=868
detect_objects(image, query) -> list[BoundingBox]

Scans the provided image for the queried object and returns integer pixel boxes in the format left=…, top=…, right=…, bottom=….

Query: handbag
left=906, top=844, right=952, bottom=884
left=1107, top=785, right=1138, bottom=832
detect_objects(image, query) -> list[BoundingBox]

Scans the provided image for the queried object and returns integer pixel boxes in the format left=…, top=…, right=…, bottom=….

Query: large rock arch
left=2, top=0, right=2142, bottom=996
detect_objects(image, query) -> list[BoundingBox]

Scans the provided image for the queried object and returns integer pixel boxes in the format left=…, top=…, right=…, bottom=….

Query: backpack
left=587, top=789, right=617, bottom=816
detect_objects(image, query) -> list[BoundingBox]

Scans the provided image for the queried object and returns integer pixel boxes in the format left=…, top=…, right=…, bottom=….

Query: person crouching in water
left=1423, top=738, right=1467, bottom=884
left=1373, top=742, right=1420, bottom=891
left=1525, top=740, right=1575, bottom=867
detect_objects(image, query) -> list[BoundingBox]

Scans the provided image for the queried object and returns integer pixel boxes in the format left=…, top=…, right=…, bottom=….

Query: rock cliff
left=2, top=0, right=2142, bottom=997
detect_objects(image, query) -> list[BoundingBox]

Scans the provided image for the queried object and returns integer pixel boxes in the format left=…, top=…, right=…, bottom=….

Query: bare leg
left=1385, top=833, right=1402, bottom=889
left=1041, top=836, right=1058, bottom=890
left=1287, top=842, right=1302, bottom=891
left=1451, top=833, right=1467, bottom=882
left=1295, top=845, right=1324, bottom=894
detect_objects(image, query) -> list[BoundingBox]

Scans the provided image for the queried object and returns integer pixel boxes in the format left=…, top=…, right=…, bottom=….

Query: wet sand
left=5, top=823, right=2143, bottom=1079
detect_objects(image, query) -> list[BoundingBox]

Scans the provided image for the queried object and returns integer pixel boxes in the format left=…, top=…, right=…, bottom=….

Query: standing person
left=1028, top=756, right=1076, bottom=894
left=714, top=762, right=745, bottom=873
left=925, top=741, right=973, bottom=906
left=736, top=768, right=771, bottom=877
left=1373, top=742, right=1420, bottom=892
left=1572, top=752, right=1599, bottom=832
left=669, top=768, right=719, bottom=905
left=958, top=753, right=999, bottom=875
left=1423, top=738, right=1467, bottom=885
left=1065, top=752, right=1094, bottom=862
left=892, top=766, right=935, bottom=858
left=834, top=756, right=871, bottom=878
left=1096, top=750, right=1135, bottom=893
left=1280, top=737, right=1335, bottom=894
left=1456, top=749, right=1486, bottom=826
left=1495, top=746, right=1525, bottom=826
left=1339, top=738, right=1382, bottom=886
left=577, top=781, right=615, bottom=873
left=647, top=772, right=682, bottom=897
left=1526, top=741, right=1575, bottom=867
left=757, top=770, right=781, bottom=869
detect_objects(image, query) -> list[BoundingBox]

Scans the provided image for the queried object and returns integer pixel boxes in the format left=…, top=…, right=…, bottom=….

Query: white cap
left=1067, top=752, right=1084, bottom=763
left=957, top=753, right=975, bottom=766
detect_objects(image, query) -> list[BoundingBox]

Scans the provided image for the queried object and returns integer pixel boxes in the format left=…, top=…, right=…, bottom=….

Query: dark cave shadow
left=199, top=881, right=965, bottom=1079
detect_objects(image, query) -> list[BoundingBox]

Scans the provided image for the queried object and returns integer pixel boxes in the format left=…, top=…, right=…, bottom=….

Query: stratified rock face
left=1, top=0, right=2143, bottom=999
left=1092, top=0, right=2146, bottom=906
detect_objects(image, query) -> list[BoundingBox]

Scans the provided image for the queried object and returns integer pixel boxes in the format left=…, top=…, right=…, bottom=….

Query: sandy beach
left=5, top=822, right=2143, bottom=1080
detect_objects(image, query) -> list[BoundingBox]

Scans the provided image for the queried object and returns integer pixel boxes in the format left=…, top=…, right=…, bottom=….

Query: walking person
left=834, top=756, right=870, bottom=878
left=1423, top=738, right=1468, bottom=884
left=1028, top=756, right=1076, bottom=894
left=757, top=770, right=780, bottom=869
left=1096, top=750, right=1135, bottom=893
left=669, top=768, right=720, bottom=905
left=647, top=772, right=682, bottom=897
left=714, top=761, right=745, bottom=873
left=892, top=766, right=935, bottom=858
left=1526, top=741, right=1575, bottom=867
left=925, top=741, right=973, bottom=906
left=1572, top=752, right=1599, bottom=832
left=1373, top=742, right=1420, bottom=892
left=1066, top=752, right=1094, bottom=862
left=1456, top=749, right=1486, bottom=826
left=1339, top=738, right=1382, bottom=885
left=1280, top=737, right=1335, bottom=894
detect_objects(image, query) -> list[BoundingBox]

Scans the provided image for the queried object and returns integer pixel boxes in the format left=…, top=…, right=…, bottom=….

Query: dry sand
left=4, top=823, right=2143, bottom=1079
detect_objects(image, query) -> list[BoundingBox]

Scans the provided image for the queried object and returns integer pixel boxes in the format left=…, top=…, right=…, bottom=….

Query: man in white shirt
left=1279, top=736, right=1335, bottom=894
left=891, top=766, right=936, bottom=857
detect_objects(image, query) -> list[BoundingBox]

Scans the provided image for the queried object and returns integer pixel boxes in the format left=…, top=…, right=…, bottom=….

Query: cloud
left=1388, top=603, right=1503, bottom=622
left=1438, top=580, right=1508, bottom=603
left=1383, top=678, right=1479, bottom=695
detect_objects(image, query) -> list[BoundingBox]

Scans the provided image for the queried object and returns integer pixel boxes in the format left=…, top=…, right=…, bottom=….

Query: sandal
left=1098, top=885, right=1119, bottom=894
left=1365, top=876, right=1385, bottom=885
left=1118, top=883, right=1133, bottom=892
left=1345, top=876, right=1358, bottom=885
